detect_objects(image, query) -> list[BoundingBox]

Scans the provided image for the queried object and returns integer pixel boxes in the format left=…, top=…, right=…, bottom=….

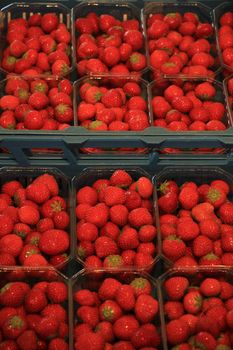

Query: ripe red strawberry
left=177, top=219, right=199, bottom=241
left=103, top=254, right=124, bottom=268
left=118, top=226, right=139, bottom=250
left=158, top=192, right=178, bottom=213
left=162, top=235, right=186, bottom=262
left=0, top=283, right=26, bottom=307
left=85, top=203, right=109, bottom=227
left=179, top=187, right=199, bottom=210
left=33, top=174, right=59, bottom=196
left=166, top=319, right=190, bottom=345
left=200, top=278, right=221, bottom=297
left=77, top=305, right=99, bottom=327
left=110, top=170, right=132, bottom=188
left=47, top=282, right=67, bottom=303
left=36, top=316, right=59, bottom=339
left=130, top=277, right=152, bottom=297
left=95, top=236, right=118, bottom=258
left=74, top=289, right=96, bottom=306
left=2, top=315, right=27, bottom=339
left=98, top=278, right=121, bottom=301
left=131, top=323, right=161, bottom=348
left=192, top=235, right=213, bottom=257
left=135, top=294, right=159, bottom=323
left=183, top=290, right=203, bottom=314
left=164, top=301, right=184, bottom=320
left=75, top=332, right=105, bottom=350
left=136, top=177, right=153, bottom=199
left=16, top=330, right=37, bottom=350
left=18, top=205, right=40, bottom=225
left=219, top=202, right=233, bottom=225
left=113, top=315, right=139, bottom=340
left=95, top=321, right=114, bottom=343
left=206, top=186, right=227, bottom=208
left=0, top=214, right=14, bottom=237
left=115, top=284, right=135, bottom=311
left=24, top=288, right=47, bottom=313
left=39, top=229, right=69, bottom=256
left=164, top=277, right=189, bottom=301
left=99, top=300, right=122, bottom=322
left=199, top=252, right=222, bottom=266
left=103, top=186, right=126, bottom=206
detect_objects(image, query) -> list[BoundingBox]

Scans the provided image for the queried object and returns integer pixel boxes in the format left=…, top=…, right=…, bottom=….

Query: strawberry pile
left=163, top=273, right=233, bottom=349
left=76, top=169, right=157, bottom=269
left=218, top=11, right=233, bottom=71
left=146, top=11, right=217, bottom=77
left=75, top=12, right=146, bottom=76
left=1, top=12, right=71, bottom=76
left=0, top=173, right=70, bottom=267
left=158, top=177, right=233, bottom=266
left=74, top=275, right=160, bottom=350
left=0, top=275, right=69, bottom=350
left=0, top=76, right=73, bottom=130
left=77, top=78, right=150, bottom=131
left=152, top=80, right=227, bottom=131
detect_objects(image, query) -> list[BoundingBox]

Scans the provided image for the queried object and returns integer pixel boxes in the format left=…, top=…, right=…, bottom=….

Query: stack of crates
left=0, top=1, right=232, bottom=349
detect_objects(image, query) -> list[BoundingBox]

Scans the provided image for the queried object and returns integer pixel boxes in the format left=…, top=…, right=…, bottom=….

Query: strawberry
left=24, top=288, right=47, bottom=313
left=164, top=300, right=184, bottom=320
left=164, top=277, right=189, bottom=301
left=99, top=300, right=122, bottom=322
left=36, top=316, right=59, bottom=339
left=103, top=186, right=126, bottom=206
left=179, top=187, right=199, bottom=210
left=103, top=254, right=124, bottom=268
left=48, top=338, right=68, bottom=350
left=47, top=281, right=67, bottom=303
left=75, top=332, right=105, bottom=350
left=74, top=289, right=96, bottom=306
left=158, top=192, right=178, bottom=213
left=177, top=219, right=199, bottom=241
left=115, top=284, right=135, bottom=311
left=95, top=321, right=114, bottom=343
left=98, top=278, right=121, bottom=301
left=2, top=315, right=27, bottom=339
left=200, top=278, right=221, bottom=297
left=199, top=219, right=220, bottom=240
left=0, top=214, right=14, bottom=237
left=130, top=277, right=152, bottom=297
left=117, top=226, right=139, bottom=250
left=18, top=206, right=40, bottom=225
left=77, top=305, right=99, bottom=327
left=183, top=290, right=203, bottom=314
left=77, top=186, right=98, bottom=205
left=95, top=236, right=118, bottom=258
left=131, top=323, right=161, bottom=348
left=219, top=202, right=233, bottom=225
left=206, top=186, right=227, bottom=208
left=113, top=315, right=139, bottom=340
left=33, top=174, right=59, bottom=196
left=85, top=203, right=109, bottom=227
left=199, top=252, right=222, bottom=266
left=41, top=304, right=67, bottom=323
left=39, top=229, right=69, bottom=256
left=166, top=319, right=190, bottom=345
left=162, top=235, right=186, bottom=261
left=0, top=283, right=26, bottom=307
left=136, top=177, right=153, bottom=199
left=192, top=235, right=213, bottom=257
left=135, top=294, right=159, bottom=323
left=16, top=330, right=37, bottom=350
left=112, top=342, right=133, bottom=350
left=110, top=170, right=132, bottom=188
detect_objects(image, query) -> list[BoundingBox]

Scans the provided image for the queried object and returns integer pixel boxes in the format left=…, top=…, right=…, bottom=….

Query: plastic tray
left=159, top=266, right=233, bottom=350
left=0, top=266, right=71, bottom=349
left=154, top=165, right=233, bottom=266
left=143, top=2, right=221, bottom=78
left=71, top=268, right=163, bottom=350
left=0, top=166, right=73, bottom=269
left=72, top=1, right=148, bottom=77
left=0, top=2, right=74, bottom=78
left=73, top=166, right=160, bottom=270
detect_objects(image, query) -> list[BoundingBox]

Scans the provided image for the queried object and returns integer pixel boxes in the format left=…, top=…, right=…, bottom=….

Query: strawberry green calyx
left=94, top=92, right=102, bottom=102
left=130, top=53, right=140, bottom=64
left=105, top=254, right=123, bottom=267
left=55, top=103, right=68, bottom=114
left=34, top=83, right=46, bottom=93
left=166, top=12, right=178, bottom=17
left=51, top=200, right=63, bottom=213
left=77, top=246, right=86, bottom=259
left=31, top=236, right=40, bottom=246
left=25, top=248, right=38, bottom=259
left=159, top=181, right=169, bottom=194
left=202, top=252, right=219, bottom=261
left=130, top=277, right=148, bottom=290
left=215, top=346, right=232, bottom=350
left=61, top=63, right=69, bottom=76
left=101, top=306, right=115, bottom=321
left=0, top=283, right=12, bottom=294
left=7, top=56, right=17, bottom=65
left=193, top=294, right=203, bottom=309
left=207, top=188, right=221, bottom=202
left=8, top=315, right=24, bottom=329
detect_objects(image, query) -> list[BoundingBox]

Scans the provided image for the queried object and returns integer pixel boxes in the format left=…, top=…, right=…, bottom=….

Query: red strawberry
left=179, top=187, right=199, bottom=210
left=47, top=282, right=67, bottom=303
left=98, top=278, right=121, bottom=301
left=95, top=236, right=118, bottom=258
left=162, top=235, right=186, bottom=261
left=0, top=214, right=14, bottom=237
left=166, top=319, right=190, bottom=345
left=110, top=170, right=132, bottom=188
left=118, top=226, right=139, bottom=250
left=36, top=316, right=59, bottom=340
left=103, top=186, right=126, bottom=206
left=99, top=300, right=122, bottom=322
left=18, top=206, right=40, bottom=225
left=136, top=177, right=153, bottom=199
left=24, top=288, right=47, bottom=313
left=206, top=186, right=227, bottom=208
left=200, top=278, right=221, bottom=297
left=183, top=290, right=203, bottom=314
left=0, top=283, right=26, bottom=307
left=177, top=219, right=199, bottom=241
left=164, top=277, right=189, bottom=301
left=103, top=254, right=124, bottom=268
left=85, top=203, right=109, bottom=227
left=135, top=294, right=159, bottom=323
left=192, top=235, right=213, bottom=257
left=131, top=323, right=161, bottom=348
left=164, top=301, right=184, bottom=320
left=48, top=338, right=68, bottom=350
left=75, top=332, right=105, bottom=350
left=39, top=229, right=69, bottom=256
left=219, top=202, right=233, bottom=225
left=95, top=321, right=114, bottom=343
left=158, top=192, right=178, bottom=213
left=113, top=315, right=139, bottom=340
left=2, top=315, right=27, bottom=339
left=77, top=305, right=99, bottom=327
left=74, top=289, right=96, bottom=306
left=16, top=330, right=37, bottom=350
left=115, top=284, right=135, bottom=311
